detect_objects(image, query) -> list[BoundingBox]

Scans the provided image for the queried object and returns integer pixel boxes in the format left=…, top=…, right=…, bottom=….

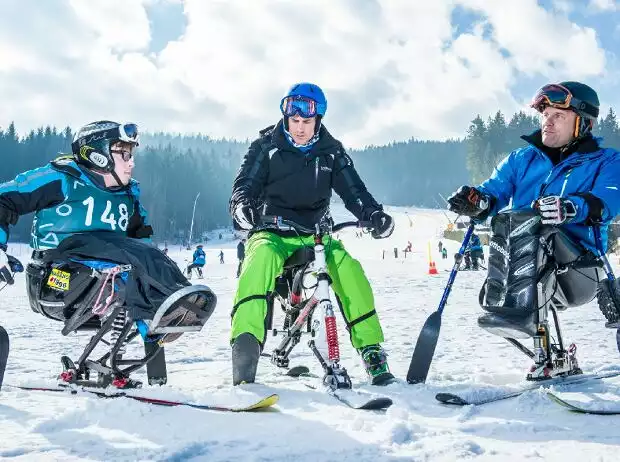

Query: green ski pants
left=231, top=231, right=384, bottom=349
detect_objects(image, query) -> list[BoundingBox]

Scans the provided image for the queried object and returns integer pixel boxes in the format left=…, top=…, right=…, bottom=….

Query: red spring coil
left=325, top=315, right=340, bottom=361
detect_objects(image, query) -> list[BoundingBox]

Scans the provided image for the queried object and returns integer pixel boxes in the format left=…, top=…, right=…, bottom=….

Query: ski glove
left=0, top=244, right=24, bottom=285
left=233, top=203, right=259, bottom=230
left=370, top=210, right=394, bottom=239
left=534, top=195, right=577, bottom=225
left=447, top=186, right=491, bottom=218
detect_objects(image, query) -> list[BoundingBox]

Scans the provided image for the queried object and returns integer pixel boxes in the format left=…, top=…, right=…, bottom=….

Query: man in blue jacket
left=447, top=81, right=620, bottom=378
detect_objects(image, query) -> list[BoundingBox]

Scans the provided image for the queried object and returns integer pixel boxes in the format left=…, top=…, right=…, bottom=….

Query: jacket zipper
left=315, top=157, right=319, bottom=188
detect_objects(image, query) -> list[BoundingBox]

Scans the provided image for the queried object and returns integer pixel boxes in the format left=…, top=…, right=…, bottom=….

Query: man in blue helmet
left=447, top=81, right=620, bottom=379
left=229, top=82, right=395, bottom=386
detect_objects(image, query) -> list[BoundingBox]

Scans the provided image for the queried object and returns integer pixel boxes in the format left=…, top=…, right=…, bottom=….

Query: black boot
left=232, top=333, right=260, bottom=385
left=145, top=342, right=167, bottom=386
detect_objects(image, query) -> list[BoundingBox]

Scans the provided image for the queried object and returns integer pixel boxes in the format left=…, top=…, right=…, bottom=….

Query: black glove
left=447, top=186, right=491, bottom=218
left=126, top=212, right=154, bottom=239
left=370, top=211, right=394, bottom=239
left=534, top=195, right=577, bottom=225
left=233, top=203, right=259, bottom=230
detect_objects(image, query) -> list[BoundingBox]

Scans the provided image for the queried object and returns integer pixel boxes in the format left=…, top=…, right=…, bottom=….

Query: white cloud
left=0, top=0, right=610, bottom=147
left=587, top=0, right=618, bottom=11
left=552, top=0, right=574, bottom=14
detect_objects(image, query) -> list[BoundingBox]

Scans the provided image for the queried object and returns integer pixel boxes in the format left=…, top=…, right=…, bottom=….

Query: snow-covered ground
left=2, top=205, right=620, bottom=461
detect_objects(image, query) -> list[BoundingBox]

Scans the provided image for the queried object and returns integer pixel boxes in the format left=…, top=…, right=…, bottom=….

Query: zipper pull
left=315, top=157, right=319, bottom=186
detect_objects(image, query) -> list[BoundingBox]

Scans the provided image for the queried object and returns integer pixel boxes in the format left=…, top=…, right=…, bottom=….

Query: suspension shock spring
left=325, top=315, right=340, bottom=361
left=110, top=309, right=128, bottom=355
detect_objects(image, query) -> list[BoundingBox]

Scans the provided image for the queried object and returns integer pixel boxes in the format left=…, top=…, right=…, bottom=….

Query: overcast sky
left=1, top=0, right=619, bottom=148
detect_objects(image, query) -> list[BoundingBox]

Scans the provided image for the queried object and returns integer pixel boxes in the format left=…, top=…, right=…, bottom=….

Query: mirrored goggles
left=280, top=96, right=318, bottom=118
left=116, top=123, right=139, bottom=144
left=529, top=82, right=597, bottom=118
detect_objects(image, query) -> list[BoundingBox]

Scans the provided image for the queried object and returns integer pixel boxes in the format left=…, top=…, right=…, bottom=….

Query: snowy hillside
left=2, top=204, right=620, bottom=461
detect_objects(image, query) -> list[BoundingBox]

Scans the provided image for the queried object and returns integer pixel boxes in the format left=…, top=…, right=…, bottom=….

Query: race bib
left=47, top=268, right=71, bottom=291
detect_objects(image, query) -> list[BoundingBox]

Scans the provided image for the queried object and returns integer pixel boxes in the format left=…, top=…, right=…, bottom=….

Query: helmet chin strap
left=559, top=115, right=592, bottom=154
left=111, top=170, right=124, bottom=187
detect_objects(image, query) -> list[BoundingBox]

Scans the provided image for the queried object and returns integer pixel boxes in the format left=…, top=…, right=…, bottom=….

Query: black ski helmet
left=71, top=121, right=139, bottom=173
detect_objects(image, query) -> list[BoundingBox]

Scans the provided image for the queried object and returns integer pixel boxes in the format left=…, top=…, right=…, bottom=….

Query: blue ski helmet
left=281, top=83, right=327, bottom=118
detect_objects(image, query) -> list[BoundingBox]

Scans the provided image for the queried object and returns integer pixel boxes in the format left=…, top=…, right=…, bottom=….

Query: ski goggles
left=280, top=95, right=319, bottom=118
left=114, top=123, right=140, bottom=145
left=530, top=84, right=575, bottom=111
left=530, top=84, right=598, bottom=118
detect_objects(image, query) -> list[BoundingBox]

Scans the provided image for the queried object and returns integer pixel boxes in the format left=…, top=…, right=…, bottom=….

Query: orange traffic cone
left=428, top=260, right=439, bottom=275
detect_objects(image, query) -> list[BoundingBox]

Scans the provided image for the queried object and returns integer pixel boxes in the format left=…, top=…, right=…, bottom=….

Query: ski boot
left=527, top=342, right=582, bottom=381
left=145, top=342, right=168, bottom=386
left=359, top=344, right=395, bottom=386
left=232, top=333, right=260, bottom=385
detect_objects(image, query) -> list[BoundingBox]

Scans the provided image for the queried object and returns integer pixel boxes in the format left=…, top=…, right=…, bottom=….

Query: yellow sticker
left=47, top=268, right=70, bottom=291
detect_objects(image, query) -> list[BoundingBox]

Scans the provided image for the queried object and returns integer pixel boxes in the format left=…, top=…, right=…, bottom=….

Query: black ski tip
left=287, top=365, right=311, bottom=377
left=435, top=392, right=469, bottom=406
left=406, top=311, right=442, bottom=384
left=356, top=397, right=393, bottom=410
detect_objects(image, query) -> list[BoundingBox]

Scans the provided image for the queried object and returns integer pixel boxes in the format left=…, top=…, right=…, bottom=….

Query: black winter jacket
left=229, top=121, right=382, bottom=231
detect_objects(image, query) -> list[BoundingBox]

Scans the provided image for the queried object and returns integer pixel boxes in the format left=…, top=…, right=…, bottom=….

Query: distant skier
left=441, top=247, right=448, bottom=260
left=236, top=239, right=246, bottom=278
left=219, top=250, right=225, bottom=264
left=467, top=233, right=484, bottom=270
left=438, top=241, right=443, bottom=253
left=187, top=245, right=206, bottom=279
left=448, top=81, right=620, bottom=379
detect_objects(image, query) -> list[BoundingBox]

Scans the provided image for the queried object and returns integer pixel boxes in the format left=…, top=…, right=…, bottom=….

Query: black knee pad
left=480, top=212, right=548, bottom=317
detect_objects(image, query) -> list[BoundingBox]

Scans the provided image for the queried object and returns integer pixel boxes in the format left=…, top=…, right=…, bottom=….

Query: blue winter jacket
left=193, top=248, right=206, bottom=265
left=0, top=156, right=151, bottom=250
left=478, top=132, right=620, bottom=252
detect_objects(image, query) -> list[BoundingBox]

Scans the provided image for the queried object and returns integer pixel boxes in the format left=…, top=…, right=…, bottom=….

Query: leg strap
left=344, top=309, right=377, bottom=330
left=231, top=294, right=271, bottom=319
